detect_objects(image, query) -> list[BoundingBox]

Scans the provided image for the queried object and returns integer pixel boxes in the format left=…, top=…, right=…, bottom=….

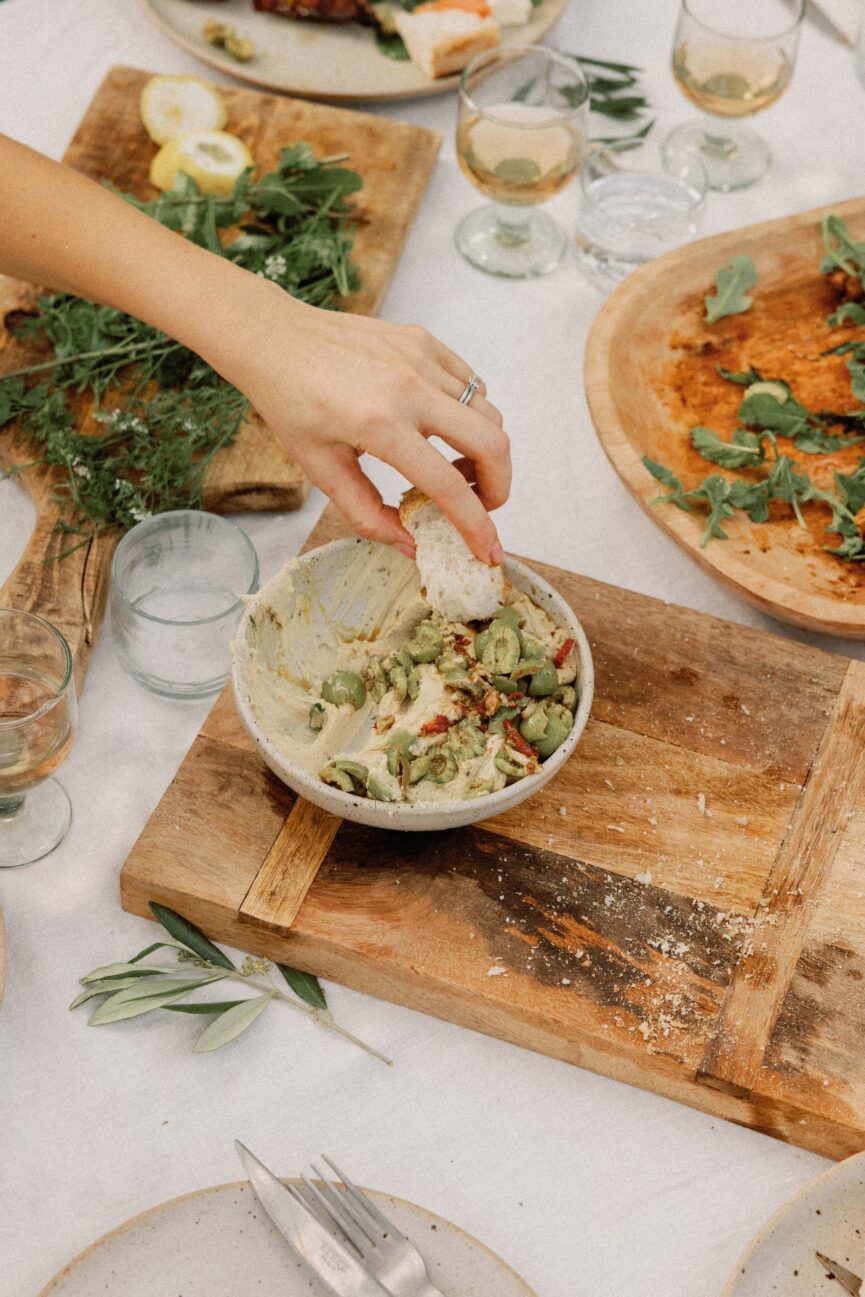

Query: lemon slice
left=140, top=74, right=227, bottom=146
left=149, top=130, right=253, bottom=196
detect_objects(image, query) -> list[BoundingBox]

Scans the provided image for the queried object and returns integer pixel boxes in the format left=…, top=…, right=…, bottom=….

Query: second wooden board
left=584, top=196, right=865, bottom=638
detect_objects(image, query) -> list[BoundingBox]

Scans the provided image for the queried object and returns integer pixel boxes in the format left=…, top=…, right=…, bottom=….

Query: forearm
left=0, top=133, right=285, bottom=377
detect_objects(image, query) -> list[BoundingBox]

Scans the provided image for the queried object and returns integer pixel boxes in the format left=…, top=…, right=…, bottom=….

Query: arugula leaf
left=691, top=475, right=735, bottom=545
left=690, top=426, right=765, bottom=468
left=704, top=255, right=758, bottom=324
left=717, top=365, right=764, bottom=386
left=821, top=214, right=865, bottom=280
left=642, top=456, right=692, bottom=510
left=738, top=390, right=809, bottom=438
left=793, top=425, right=865, bottom=454
left=827, top=301, right=865, bottom=328
left=848, top=354, right=865, bottom=404
left=765, top=456, right=811, bottom=527
left=727, top=479, right=771, bottom=523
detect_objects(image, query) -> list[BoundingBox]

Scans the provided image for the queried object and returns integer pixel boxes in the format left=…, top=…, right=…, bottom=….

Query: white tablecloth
left=2, top=2, right=863, bottom=1293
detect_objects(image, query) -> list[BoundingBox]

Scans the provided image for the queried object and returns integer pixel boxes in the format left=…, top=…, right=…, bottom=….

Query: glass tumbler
left=574, top=139, right=707, bottom=293
left=456, top=45, right=590, bottom=278
left=0, top=610, right=77, bottom=868
left=110, top=510, right=259, bottom=700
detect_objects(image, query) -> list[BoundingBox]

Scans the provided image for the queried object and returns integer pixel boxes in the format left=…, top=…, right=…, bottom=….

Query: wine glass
left=456, top=45, right=589, bottom=278
left=665, top=0, right=804, bottom=191
left=0, top=610, right=77, bottom=868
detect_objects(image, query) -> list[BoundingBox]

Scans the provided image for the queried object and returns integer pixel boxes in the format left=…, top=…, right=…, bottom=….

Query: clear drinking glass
left=665, top=0, right=804, bottom=191
left=0, top=610, right=77, bottom=868
left=575, top=138, right=707, bottom=292
left=456, top=45, right=590, bottom=278
left=110, top=510, right=259, bottom=700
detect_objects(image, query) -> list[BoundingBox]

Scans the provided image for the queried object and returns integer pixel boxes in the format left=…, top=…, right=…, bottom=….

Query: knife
left=236, top=1141, right=388, bottom=1297
left=817, top=1251, right=863, bottom=1295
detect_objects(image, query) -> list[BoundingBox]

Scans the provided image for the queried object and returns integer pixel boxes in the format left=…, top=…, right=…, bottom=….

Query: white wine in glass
left=456, top=46, right=589, bottom=278
left=665, top=0, right=804, bottom=191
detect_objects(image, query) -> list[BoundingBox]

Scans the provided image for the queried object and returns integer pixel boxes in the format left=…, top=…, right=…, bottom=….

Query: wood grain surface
left=584, top=195, right=865, bottom=638
left=0, top=66, right=440, bottom=685
left=121, top=506, right=865, bottom=1160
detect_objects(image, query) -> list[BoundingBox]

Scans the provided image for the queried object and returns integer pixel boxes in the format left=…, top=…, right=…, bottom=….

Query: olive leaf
left=278, top=964, right=328, bottom=1011
left=164, top=1000, right=246, bottom=1015
left=149, top=903, right=236, bottom=971
left=88, top=980, right=219, bottom=1025
left=192, top=994, right=273, bottom=1053
left=704, top=255, right=758, bottom=324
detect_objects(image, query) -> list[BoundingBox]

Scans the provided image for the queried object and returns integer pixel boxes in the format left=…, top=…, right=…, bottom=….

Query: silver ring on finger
left=458, top=373, right=483, bottom=406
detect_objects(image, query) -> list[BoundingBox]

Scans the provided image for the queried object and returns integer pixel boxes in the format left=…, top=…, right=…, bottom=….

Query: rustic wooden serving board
left=584, top=195, right=865, bottom=639
left=0, top=66, right=439, bottom=684
left=122, top=506, right=865, bottom=1161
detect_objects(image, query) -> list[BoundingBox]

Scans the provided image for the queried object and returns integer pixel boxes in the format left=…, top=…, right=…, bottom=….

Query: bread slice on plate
left=392, top=4, right=500, bottom=79
left=399, top=488, right=506, bottom=621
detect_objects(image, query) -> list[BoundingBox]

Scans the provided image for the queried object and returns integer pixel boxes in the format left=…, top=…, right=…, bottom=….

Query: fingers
left=378, top=430, right=503, bottom=565
left=414, top=388, right=511, bottom=513
left=397, top=323, right=482, bottom=389
left=303, top=444, right=415, bottom=555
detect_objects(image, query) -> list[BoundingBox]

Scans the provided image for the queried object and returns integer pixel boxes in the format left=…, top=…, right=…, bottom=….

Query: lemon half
left=149, top=130, right=253, bottom=196
left=140, top=74, right=227, bottom=146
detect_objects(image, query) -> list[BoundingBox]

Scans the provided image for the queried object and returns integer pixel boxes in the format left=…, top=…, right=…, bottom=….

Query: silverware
left=236, top=1141, right=388, bottom=1297
left=297, top=1154, right=446, bottom=1297
left=817, top=1250, right=863, bottom=1294
left=806, top=1, right=855, bottom=48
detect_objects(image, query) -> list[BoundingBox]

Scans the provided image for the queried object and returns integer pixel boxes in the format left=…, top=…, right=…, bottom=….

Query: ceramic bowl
left=231, top=539, right=593, bottom=831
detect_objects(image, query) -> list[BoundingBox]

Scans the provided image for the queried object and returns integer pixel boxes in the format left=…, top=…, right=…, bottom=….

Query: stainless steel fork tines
left=298, top=1155, right=446, bottom=1297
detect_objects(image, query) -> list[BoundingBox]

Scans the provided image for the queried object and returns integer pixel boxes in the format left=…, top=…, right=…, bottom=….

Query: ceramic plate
left=38, top=1178, right=537, bottom=1296
left=139, top=0, right=567, bottom=102
left=721, top=1151, right=865, bottom=1296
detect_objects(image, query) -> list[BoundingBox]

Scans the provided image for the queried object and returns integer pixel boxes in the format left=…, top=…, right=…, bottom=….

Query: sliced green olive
left=322, top=671, right=366, bottom=710
left=534, top=706, right=573, bottom=759
left=473, top=628, right=492, bottom=662
left=463, top=779, right=494, bottom=800
left=519, top=634, right=546, bottom=660
left=363, top=658, right=388, bottom=703
left=308, top=702, right=326, bottom=732
left=427, top=748, right=458, bottom=784
left=406, top=620, right=443, bottom=663
left=488, top=705, right=520, bottom=734
left=493, top=674, right=520, bottom=695
left=519, top=708, right=549, bottom=744
left=367, top=772, right=396, bottom=802
left=389, top=664, right=408, bottom=702
left=448, top=722, right=486, bottom=760
left=480, top=620, right=521, bottom=674
left=333, top=759, right=368, bottom=786
left=320, top=765, right=355, bottom=793
left=553, top=684, right=577, bottom=712
left=494, top=750, right=531, bottom=780
left=407, top=755, right=430, bottom=784
left=510, top=657, right=546, bottom=680
left=490, top=605, right=520, bottom=631
left=407, top=665, right=423, bottom=701
left=437, top=650, right=468, bottom=674
left=528, top=660, right=559, bottom=697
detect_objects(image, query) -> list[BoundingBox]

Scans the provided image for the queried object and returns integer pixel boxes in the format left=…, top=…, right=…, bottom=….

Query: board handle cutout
left=238, top=798, right=341, bottom=935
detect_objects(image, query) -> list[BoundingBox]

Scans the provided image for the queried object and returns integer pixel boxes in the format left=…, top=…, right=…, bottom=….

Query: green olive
left=463, top=779, right=494, bottom=800
left=510, top=657, right=546, bottom=680
left=528, top=660, right=559, bottom=697
left=406, top=620, right=443, bottom=663
left=488, top=705, right=520, bottom=734
left=480, top=620, right=521, bottom=674
left=427, top=748, right=458, bottom=784
left=363, top=659, right=388, bottom=703
left=308, top=702, right=326, bottom=732
left=320, top=765, right=355, bottom=793
left=389, top=664, right=408, bottom=702
left=367, top=772, right=396, bottom=802
left=408, top=755, right=430, bottom=784
left=333, top=759, right=368, bottom=787
left=473, top=628, right=492, bottom=661
left=490, top=605, right=520, bottom=631
left=407, top=665, right=423, bottom=701
left=519, top=708, right=549, bottom=744
left=437, top=650, right=468, bottom=674
left=519, top=634, right=546, bottom=660
left=322, top=671, right=366, bottom=710
left=553, top=684, right=577, bottom=712
left=494, top=750, right=531, bottom=780
left=386, top=732, right=414, bottom=777
left=534, top=706, right=573, bottom=759
left=493, top=674, right=520, bottom=695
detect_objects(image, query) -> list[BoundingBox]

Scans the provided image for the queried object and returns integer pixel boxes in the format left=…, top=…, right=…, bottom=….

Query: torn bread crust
left=399, top=488, right=505, bottom=622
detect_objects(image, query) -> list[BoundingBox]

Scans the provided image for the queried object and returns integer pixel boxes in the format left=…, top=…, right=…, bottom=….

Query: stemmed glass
left=665, top=0, right=804, bottom=191
left=0, top=610, right=77, bottom=868
left=456, top=45, right=589, bottom=278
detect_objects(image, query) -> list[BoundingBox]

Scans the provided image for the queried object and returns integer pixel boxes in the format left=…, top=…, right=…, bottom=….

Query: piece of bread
left=487, top=0, right=531, bottom=24
left=392, top=7, right=500, bottom=79
left=399, top=488, right=506, bottom=622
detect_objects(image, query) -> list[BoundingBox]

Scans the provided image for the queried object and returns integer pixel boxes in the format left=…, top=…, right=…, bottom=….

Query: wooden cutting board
left=122, top=505, right=865, bottom=1161
left=584, top=195, right=865, bottom=639
left=0, top=66, right=439, bottom=685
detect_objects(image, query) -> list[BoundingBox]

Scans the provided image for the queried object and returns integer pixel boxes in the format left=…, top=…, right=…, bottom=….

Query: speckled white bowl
left=231, top=539, right=593, bottom=831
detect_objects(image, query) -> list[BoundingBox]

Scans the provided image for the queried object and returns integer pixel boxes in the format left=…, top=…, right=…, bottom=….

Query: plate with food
left=37, top=1178, right=537, bottom=1296
left=585, top=196, right=865, bottom=638
left=231, top=493, right=593, bottom=829
left=139, top=0, right=567, bottom=101
left=721, top=1149, right=865, bottom=1296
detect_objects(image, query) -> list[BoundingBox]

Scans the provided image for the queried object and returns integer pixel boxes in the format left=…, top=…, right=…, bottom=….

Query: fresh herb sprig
left=72, top=902, right=392, bottom=1064
left=0, top=145, right=363, bottom=540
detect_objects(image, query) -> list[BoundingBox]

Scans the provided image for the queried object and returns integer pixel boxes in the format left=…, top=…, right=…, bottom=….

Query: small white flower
left=72, top=462, right=92, bottom=481
left=130, top=507, right=152, bottom=523
left=264, top=253, right=287, bottom=280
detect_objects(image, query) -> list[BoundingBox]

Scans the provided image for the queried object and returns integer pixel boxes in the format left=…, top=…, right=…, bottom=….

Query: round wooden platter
left=139, top=0, right=567, bottom=103
left=584, top=194, right=865, bottom=640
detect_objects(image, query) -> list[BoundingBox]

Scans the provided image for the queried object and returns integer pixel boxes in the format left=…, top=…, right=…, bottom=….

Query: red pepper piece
left=554, top=637, right=575, bottom=669
left=504, top=720, right=537, bottom=759
left=420, top=714, right=450, bottom=735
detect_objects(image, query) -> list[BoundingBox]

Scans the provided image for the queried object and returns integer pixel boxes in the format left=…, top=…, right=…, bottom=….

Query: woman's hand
left=209, top=278, right=511, bottom=564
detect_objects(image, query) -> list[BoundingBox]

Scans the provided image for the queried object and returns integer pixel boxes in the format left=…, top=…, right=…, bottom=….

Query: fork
left=298, top=1155, right=447, bottom=1297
